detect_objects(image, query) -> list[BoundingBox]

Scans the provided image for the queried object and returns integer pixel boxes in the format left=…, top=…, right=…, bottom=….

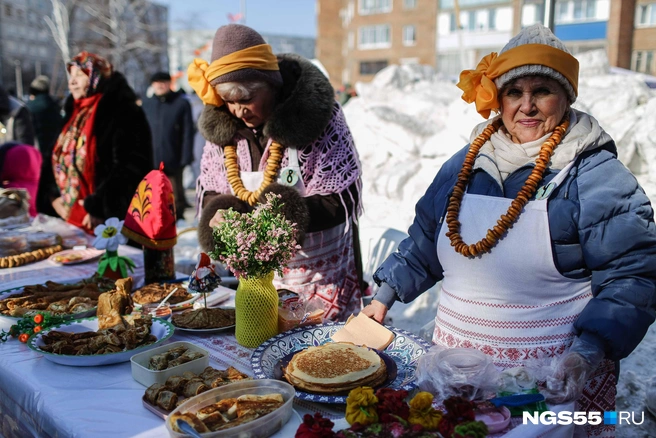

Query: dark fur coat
left=197, top=54, right=339, bottom=253
left=46, top=72, right=153, bottom=221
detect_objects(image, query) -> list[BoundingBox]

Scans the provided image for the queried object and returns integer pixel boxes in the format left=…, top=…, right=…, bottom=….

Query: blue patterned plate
left=251, top=322, right=431, bottom=404
left=27, top=317, right=174, bottom=366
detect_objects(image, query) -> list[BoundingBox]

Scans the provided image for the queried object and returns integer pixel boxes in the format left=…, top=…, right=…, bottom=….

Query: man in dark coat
left=26, top=75, right=63, bottom=216
left=0, top=84, right=35, bottom=146
left=142, top=72, right=195, bottom=220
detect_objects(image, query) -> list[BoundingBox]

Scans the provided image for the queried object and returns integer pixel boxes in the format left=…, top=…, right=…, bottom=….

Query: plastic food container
left=0, top=231, right=28, bottom=257
left=26, top=232, right=62, bottom=249
left=142, top=302, right=172, bottom=321
left=130, top=341, right=209, bottom=387
left=165, top=379, right=295, bottom=438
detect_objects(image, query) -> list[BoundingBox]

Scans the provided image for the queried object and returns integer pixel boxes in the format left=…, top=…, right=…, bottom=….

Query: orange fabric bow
left=457, top=52, right=499, bottom=119
left=187, top=44, right=279, bottom=107
left=457, top=44, right=579, bottom=119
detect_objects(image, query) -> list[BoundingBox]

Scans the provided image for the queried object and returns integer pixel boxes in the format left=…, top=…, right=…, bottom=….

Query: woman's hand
left=361, top=300, right=389, bottom=324
left=209, top=209, right=226, bottom=228
left=51, top=197, right=70, bottom=220
left=81, top=213, right=104, bottom=230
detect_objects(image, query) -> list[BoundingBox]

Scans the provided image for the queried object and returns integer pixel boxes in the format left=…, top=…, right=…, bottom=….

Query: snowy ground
left=176, top=50, right=656, bottom=437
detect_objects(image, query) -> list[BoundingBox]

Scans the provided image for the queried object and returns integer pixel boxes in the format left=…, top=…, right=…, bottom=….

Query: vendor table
left=0, top=247, right=569, bottom=438
left=0, top=246, right=347, bottom=438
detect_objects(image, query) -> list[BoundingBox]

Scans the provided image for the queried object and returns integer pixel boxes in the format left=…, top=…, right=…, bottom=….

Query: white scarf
left=471, top=110, right=613, bottom=186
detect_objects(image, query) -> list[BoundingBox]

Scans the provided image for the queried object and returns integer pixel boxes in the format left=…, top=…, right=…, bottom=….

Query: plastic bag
left=277, top=290, right=324, bottom=332
left=415, top=345, right=500, bottom=405
left=30, top=214, right=91, bottom=248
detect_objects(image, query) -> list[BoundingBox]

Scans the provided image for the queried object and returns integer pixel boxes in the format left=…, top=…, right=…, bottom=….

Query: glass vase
left=235, top=271, right=279, bottom=348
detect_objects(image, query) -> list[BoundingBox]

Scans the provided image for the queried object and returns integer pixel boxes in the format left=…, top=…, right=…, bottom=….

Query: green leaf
left=97, top=259, right=109, bottom=276
left=109, top=256, right=118, bottom=271
left=118, top=260, right=128, bottom=278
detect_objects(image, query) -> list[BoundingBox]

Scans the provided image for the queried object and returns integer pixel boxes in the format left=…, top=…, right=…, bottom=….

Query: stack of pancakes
left=283, top=342, right=387, bottom=394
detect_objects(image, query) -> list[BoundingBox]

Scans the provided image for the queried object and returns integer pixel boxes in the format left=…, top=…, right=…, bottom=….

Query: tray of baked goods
left=0, top=231, right=64, bottom=268
left=141, top=365, right=251, bottom=418
left=251, top=313, right=432, bottom=404
left=165, top=379, right=300, bottom=437
left=0, top=274, right=117, bottom=324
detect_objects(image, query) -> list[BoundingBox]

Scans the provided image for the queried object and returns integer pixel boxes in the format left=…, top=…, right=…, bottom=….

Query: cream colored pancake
left=283, top=342, right=387, bottom=394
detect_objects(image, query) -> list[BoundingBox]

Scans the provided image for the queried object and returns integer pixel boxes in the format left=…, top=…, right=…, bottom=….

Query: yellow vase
left=235, top=271, right=279, bottom=347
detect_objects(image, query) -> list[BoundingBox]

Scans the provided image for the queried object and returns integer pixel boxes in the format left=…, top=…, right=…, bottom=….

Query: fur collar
left=198, top=54, right=335, bottom=148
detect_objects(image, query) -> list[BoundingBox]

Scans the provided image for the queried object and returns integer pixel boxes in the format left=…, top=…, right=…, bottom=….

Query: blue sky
left=158, top=0, right=317, bottom=37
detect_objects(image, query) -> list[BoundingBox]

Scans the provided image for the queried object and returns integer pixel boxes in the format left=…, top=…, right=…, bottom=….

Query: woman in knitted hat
left=191, top=24, right=363, bottom=322
left=46, top=51, right=153, bottom=232
left=365, top=24, right=656, bottom=436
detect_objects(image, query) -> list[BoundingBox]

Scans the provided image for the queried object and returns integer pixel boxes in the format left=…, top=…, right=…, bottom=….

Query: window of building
left=404, top=0, right=417, bottom=9
left=358, top=24, right=391, bottom=49
left=360, top=60, right=388, bottom=75
left=359, top=0, right=392, bottom=15
left=467, top=10, right=477, bottom=30
left=4, top=4, right=12, bottom=16
left=632, top=50, right=654, bottom=74
left=403, top=25, right=416, bottom=46
left=450, top=12, right=457, bottom=31
left=636, top=3, right=656, bottom=27
left=556, top=0, right=605, bottom=23
left=488, top=8, right=497, bottom=29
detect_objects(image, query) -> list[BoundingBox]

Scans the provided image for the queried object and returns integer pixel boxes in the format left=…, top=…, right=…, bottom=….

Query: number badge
left=279, top=167, right=299, bottom=186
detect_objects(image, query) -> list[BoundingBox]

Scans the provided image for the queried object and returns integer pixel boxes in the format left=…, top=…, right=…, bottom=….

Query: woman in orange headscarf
left=46, top=52, right=153, bottom=233
left=363, top=24, right=656, bottom=438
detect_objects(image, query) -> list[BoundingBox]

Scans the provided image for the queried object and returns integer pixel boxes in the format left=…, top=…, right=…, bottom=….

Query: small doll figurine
left=188, top=253, right=221, bottom=307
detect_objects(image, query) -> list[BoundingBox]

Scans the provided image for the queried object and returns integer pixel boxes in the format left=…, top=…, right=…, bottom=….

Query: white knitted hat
left=494, top=24, right=577, bottom=103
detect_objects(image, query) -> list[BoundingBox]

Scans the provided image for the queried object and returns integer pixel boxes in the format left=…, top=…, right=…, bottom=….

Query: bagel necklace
left=445, top=114, right=570, bottom=258
left=224, top=141, right=284, bottom=206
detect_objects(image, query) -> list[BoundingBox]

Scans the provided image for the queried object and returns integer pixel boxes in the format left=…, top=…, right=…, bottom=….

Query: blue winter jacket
left=374, top=135, right=656, bottom=361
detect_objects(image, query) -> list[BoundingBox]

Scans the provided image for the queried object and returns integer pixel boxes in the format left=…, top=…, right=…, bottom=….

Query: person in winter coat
left=364, top=24, right=656, bottom=437
left=191, top=24, right=364, bottom=322
left=26, top=75, right=63, bottom=216
left=0, top=142, right=41, bottom=216
left=0, top=84, right=35, bottom=146
left=46, top=51, right=153, bottom=233
left=141, top=72, right=195, bottom=220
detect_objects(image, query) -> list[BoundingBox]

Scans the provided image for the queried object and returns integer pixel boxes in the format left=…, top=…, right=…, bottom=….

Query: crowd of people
left=1, top=22, right=655, bottom=437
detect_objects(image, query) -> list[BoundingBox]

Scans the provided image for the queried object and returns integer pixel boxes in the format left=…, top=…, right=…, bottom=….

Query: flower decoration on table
left=295, top=388, right=488, bottom=438
left=209, top=192, right=301, bottom=279
left=93, top=217, right=136, bottom=279
left=188, top=252, right=222, bottom=308
left=0, top=313, right=72, bottom=343
left=210, top=192, right=301, bottom=347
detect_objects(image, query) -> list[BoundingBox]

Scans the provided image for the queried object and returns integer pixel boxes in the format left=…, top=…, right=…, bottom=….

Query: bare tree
left=81, top=0, right=167, bottom=73
left=44, top=0, right=80, bottom=72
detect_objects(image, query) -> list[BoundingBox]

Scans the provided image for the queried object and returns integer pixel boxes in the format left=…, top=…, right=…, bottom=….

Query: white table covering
left=0, top=246, right=565, bottom=438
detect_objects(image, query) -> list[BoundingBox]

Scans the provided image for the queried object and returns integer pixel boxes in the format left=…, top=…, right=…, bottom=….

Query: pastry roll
left=148, top=353, right=169, bottom=371
left=170, top=413, right=210, bottom=433
left=145, top=383, right=168, bottom=405
left=156, top=390, right=178, bottom=411
left=165, top=375, right=189, bottom=395
left=183, top=380, right=208, bottom=398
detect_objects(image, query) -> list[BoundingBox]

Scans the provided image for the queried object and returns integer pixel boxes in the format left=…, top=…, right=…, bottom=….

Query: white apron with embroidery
left=433, top=162, right=615, bottom=438
left=231, top=146, right=361, bottom=322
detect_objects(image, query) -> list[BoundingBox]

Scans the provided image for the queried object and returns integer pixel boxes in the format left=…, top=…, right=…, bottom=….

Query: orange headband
left=457, top=44, right=579, bottom=119
left=187, top=44, right=279, bottom=106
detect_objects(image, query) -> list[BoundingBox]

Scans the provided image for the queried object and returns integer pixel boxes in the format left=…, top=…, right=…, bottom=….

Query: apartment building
left=318, top=0, right=655, bottom=87
left=317, top=0, right=438, bottom=89
left=632, top=1, right=656, bottom=75
left=0, top=0, right=59, bottom=96
left=0, top=0, right=169, bottom=98
left=436, top=0, right=516, bottom=79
